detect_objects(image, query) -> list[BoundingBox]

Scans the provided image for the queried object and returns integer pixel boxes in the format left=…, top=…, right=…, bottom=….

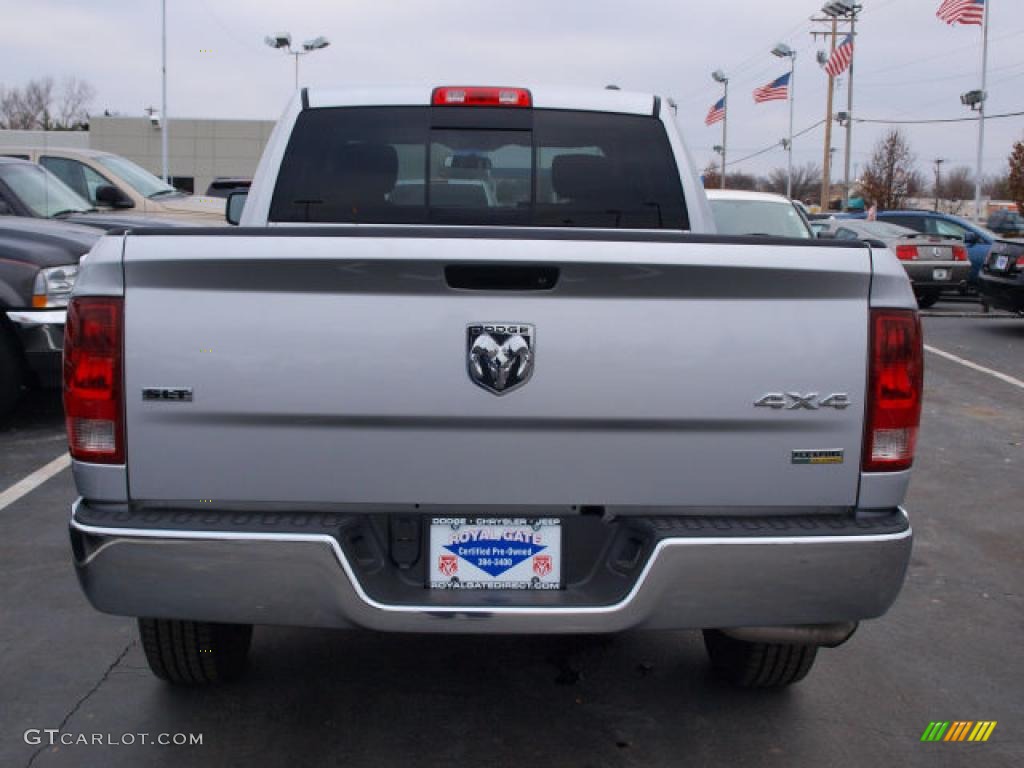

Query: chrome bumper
left=70, top=503, right=912, bottom=634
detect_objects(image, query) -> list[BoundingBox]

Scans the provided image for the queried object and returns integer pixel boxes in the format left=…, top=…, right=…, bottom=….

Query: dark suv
left=986, top=209, right=1024, bottom=238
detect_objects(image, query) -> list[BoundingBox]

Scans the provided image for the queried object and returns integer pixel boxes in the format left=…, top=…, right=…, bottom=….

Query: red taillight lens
left=952, top=245, right=968, bottom=261
left=1016, top=256, right=1024, bottom=271
left=895, top=245, right=918, bottom=261
left=431, top=86, right=532, bottom=107
left=863, top=309, right=923, bottom=473
left=64, top=297, right=124, bottom=464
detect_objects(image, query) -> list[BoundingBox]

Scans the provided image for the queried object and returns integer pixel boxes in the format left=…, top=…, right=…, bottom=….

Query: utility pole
left=842, top=9, right=859, bottom=212
left=813, top=18, right=838, bottom=211
left=933, top=158, right=946, bottom=212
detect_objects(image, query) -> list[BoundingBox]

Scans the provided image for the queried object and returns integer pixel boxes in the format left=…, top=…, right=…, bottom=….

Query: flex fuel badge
left=792, top=449, right=845, bottom=465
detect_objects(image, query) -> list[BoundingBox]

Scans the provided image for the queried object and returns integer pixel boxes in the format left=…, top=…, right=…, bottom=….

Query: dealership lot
left=1, top=305, right=1021, bottom=768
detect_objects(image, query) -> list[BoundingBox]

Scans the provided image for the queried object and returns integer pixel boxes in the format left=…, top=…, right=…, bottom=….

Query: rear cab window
left=269, top=106, right=688, bottom=229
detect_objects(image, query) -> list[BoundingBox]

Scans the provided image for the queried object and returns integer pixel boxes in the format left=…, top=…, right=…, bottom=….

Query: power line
left=854, top=110, right=1024, bottom=125
left=725, top=119, right=826, bottom=167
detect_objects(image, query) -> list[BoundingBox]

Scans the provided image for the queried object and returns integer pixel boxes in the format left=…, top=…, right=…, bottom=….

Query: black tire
left=0, top=326, right=25, bottom=418
left=703, top=629, right=818, bottom=689
left=915, top=290, right=940, bottom=309
left=138, top=618, right=253, bottom=685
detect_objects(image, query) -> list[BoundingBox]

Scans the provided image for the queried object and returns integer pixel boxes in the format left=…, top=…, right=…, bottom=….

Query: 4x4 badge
left=467, top=323, right=534, bottom=395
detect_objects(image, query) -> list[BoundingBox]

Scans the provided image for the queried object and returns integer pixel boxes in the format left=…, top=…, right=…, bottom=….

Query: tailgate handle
left=445, top=264, right=559, bottom=291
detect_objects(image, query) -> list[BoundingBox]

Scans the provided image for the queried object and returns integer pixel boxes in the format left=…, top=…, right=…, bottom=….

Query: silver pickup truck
left=67, top=85, right=922, bottom=689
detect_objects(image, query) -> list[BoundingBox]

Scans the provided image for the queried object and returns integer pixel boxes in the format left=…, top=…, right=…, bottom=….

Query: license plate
left=995, top=255, right=1009, bottom=271
left=933, top=268, right=950, bottom=280
left=429, top=518, right=562, bottom=590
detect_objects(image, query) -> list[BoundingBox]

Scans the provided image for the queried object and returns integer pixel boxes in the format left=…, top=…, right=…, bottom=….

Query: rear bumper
left=70, top=501, right=912, bottom=633
left=4, top=309, right=65, bottom=387
left=978, top=272, right=1024, bottom=313
left=902, top=262, right=970, bottom=290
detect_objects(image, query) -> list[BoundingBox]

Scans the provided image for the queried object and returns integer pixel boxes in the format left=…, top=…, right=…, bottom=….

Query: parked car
left=0, top=147, right=225, bottom=224
left=839, top=210, right=996, bottom=285
left=986, top=209, right=1024, bottom=239
left=706, top=189, right=814, bottom=238
left=0, top=217, right=101, bottom=414
left=978, top=239, right=1024, bottom=315
left=817, top=218, right=970, bottom=308
left=204, top=177, right=252, bottom=198
left=0, top=158, right=185, bottom=233
left=68, top=85, right=919, bottom=691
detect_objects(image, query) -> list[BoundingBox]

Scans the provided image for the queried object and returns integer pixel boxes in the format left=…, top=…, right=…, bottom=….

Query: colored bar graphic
left=921, top=721, right=996, bottom=742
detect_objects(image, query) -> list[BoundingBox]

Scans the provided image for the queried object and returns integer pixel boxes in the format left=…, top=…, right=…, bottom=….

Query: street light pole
left=772, top=43, right=797, bottom=199
left=974, top=2, right=991, bottom=222
left=712, top=70, right=729, bottom=188
left=933, top=158, right=945, bottom=212
left=160, top=0, right=168, bottom=183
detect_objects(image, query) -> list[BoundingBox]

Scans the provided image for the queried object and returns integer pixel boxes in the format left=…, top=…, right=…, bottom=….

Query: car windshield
left=0, top=163, right=92, bottom=217
left=709, top=199, right=812, bottom=238
left=95, top=154, right=178, bottom=198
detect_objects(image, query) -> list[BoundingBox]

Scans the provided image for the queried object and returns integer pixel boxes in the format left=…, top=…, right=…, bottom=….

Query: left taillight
left=64, top=297, right=124, bottom=464
left=862, top=309, right=923, bottom=473
left=895, top=245, right=918, bottom=261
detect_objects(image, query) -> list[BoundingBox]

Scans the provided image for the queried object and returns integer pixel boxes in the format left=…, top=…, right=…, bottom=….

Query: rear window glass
left=269, top=107, right=687, bottom=229
left=708, top=199, right=811, bottom=238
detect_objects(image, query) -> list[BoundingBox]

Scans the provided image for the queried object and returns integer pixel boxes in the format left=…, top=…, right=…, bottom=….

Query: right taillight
left=952, top=245, right=968, bottom=261
left=64, top=297, right=124, bottom=464
left=895, top=245, right=917, bottom=261
left=863, top=309, right=923, bottom=473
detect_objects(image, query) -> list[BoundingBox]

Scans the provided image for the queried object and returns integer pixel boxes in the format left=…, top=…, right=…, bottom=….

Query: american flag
left=937, top=0, right=985, bottom=26
left=824, top=35, right=854, bottom=78
left=753, top=73, right=791, bottom=104
left=705, top=97, right=726, bottom=126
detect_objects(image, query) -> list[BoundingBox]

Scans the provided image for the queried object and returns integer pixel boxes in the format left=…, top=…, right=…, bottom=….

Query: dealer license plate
left=995, top=255, right=1009, bottom=271
left=933, top=268, right=950, bottom=280
left=429, top=518, right=562, bottom=590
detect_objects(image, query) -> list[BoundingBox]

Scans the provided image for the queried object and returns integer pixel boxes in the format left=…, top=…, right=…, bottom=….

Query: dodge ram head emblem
left=467, top=323, right=534, bottom=395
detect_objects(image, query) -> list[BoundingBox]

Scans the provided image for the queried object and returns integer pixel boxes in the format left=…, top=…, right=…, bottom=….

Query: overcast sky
left=4, top=0, right=1023, bottom=180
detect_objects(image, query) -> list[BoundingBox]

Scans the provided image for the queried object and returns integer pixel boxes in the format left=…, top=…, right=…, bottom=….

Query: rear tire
left=915, top=290, right=939, bottom=309
left=138, top=618, right=253, bottom=685
left=703, top=629, right=818, bottom=689
left=0, top=326, right=25, bottom=418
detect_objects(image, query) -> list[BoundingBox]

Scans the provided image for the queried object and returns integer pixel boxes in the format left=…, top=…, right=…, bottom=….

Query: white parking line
left=0, top=453, right=71, bottom=512
left=925, top=344, right=1024, bottom=391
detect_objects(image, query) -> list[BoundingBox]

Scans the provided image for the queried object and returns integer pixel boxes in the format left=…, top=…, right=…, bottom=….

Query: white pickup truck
left=66, top=85, right=922, bottom=689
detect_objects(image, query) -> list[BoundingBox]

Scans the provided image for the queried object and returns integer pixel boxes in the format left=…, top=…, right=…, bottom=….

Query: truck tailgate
left=123, top=232, right=870, bottom=509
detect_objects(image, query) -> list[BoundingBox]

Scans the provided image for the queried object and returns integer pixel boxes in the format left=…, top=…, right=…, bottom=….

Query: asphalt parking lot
left=1, top=302, right=1021, bottom=768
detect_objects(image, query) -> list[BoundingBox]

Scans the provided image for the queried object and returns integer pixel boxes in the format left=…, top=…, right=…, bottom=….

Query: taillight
left=1016, top=256, right=1024, bottom=271
left=64, top=297, right=124, bottom=464
left=863, top=309, right=923, bottom=473
left=895, top=245, right=918, bottom=261
left=431, top=86, right=532, bottom=107
left=952, top=245, right=968, bottom=261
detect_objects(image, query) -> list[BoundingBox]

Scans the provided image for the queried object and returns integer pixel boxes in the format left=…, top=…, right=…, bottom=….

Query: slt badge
left=467, top=323, right=534, bottom=395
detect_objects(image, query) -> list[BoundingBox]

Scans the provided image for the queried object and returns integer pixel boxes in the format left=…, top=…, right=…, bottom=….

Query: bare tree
left=702, top=162, right=721, bottom=189
left=0, top=76, right=92, bottom=130
left=1009, top=140, right=1024, bottom=215
left=725, top=171, right=759, bottom=191
left=935, top=165, right=974, bottom=201
left=56, top=77, right=96, bottom=130
left=764, top=163, right=822, bottom=202
left=860, top=129, right=919, bottom=210
left=984, top=171, right=1012, bottom=200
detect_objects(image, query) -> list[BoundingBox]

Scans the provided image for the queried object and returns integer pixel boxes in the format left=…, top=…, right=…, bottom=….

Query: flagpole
left=787, top=58, right=796, bottom=199
left=721, top=80, right=729, bottom=189
left=161, top=0, right=168, bottom=183
left=974, top=0, right=990, bottom=222
left=842, top=12, right=858, bottom=212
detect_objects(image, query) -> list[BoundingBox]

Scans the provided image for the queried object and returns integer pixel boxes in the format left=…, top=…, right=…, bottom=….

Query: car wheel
left=138, top=618, right=253, bottom=685
left=0, top=326, right=25, bottom=418
left=703, top=629, right=818, bottom=689
left=915, top=291, right=940, bottom=309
